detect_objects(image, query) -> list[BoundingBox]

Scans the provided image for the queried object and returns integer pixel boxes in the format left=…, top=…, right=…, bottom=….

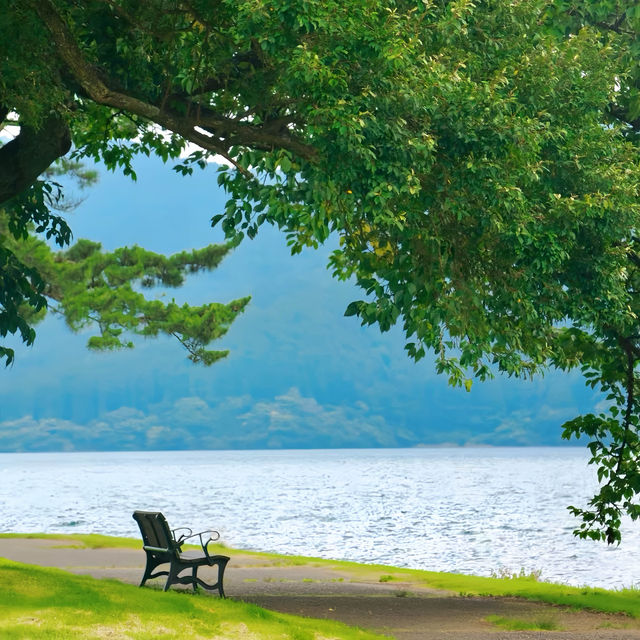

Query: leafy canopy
left=2, top=0, right=640, bottom=542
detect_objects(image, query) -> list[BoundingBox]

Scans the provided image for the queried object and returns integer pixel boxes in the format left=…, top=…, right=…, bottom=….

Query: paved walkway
left=1, top=538, right=639, bottom=639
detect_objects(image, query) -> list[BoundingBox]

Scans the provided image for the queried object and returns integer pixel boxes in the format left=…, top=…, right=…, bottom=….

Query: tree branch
left=628, top=250, right=640, bottom=269
left=169, top=50, right=266, bottom=99
left=608, top=103, right=640, bottom=133
left=31, top=0, right=317, bottom=162
left=595, top=13, right=632, bottom=35
left=0, top=114, right=71, bottom=206
left=618, top=338, right=636, bottom=472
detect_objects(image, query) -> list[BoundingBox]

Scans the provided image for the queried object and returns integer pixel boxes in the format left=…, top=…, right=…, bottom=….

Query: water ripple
left=0, top=447, right=638, bottom=589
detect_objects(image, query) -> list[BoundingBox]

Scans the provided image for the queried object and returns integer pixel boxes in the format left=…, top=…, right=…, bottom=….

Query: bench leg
left=140, top=552, right=163, bottom=587
left=217, top=557, right=228, bottom=598
left=165, top=561, right=180, bottom=592
left=186, top=558, right=228, bottom=596
left=140, top=563, right=152, bottom=587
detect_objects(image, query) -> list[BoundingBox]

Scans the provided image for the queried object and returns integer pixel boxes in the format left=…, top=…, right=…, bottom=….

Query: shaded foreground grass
left=1, top=533, right=639, bottom=622
left=0, top=557, right=383, bottom=640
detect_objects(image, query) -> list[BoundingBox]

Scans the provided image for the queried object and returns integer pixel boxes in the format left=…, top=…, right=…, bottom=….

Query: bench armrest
left=171, top=527, right=193, bottom=545
left=181, top=529, right=221, bottom=563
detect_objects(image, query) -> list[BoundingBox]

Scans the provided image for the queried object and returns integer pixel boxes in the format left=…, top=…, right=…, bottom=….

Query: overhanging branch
left=31, top=0, right=317, bottom=162
left=0, top=114, right=71, bottom=206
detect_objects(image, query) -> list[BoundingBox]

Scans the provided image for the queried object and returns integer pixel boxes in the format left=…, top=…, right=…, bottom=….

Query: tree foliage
left=2, top=0, right=640, bottom=541
left=0, top=156, right=248, bottom=366
left=5, top=222, right=250, bottom=365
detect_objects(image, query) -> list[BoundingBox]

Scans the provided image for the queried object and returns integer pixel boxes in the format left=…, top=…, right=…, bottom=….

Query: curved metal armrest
left=171, top=527, right=193, bottom=545
left=181, top=529, right=221, bottom=563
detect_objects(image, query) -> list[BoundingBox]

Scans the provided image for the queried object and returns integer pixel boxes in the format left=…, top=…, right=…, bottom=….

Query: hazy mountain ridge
left=0, top=157, right=601, bottom=452
left=0, top=385, right=588, bottom=452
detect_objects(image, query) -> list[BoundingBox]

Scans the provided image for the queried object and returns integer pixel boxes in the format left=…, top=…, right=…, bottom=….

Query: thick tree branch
left=595, top=13, right=632, bottom=35
left=608, top=104, right=640, bottom=133
left=31, top=0, right=317, bottom=162
left=0, top=114, right=71, bottom=206
left=169, top=50, right=266, bottom=99
left=628, top=250, right=640, bottom=269
left=621, top=341, right=635, bottom=457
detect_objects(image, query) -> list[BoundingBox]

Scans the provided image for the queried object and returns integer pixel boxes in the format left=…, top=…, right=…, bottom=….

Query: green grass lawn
left=0, top=557, right=383, bottom=640
left=342, top=564, right=640, bottom=618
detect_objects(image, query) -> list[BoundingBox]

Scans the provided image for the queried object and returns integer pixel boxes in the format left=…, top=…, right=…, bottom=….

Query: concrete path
left=1, top=538, right=639, bottom=640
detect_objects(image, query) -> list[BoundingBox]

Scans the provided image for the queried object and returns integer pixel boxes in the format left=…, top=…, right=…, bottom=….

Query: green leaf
left=344, top=301, right=363, bottom=317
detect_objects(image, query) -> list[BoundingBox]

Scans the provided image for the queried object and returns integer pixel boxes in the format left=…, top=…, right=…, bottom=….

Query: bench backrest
left=132, top=511, right=178, bottom=557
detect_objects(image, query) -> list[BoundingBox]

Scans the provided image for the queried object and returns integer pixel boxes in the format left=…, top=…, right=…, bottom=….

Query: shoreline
left=3, top=448, right=635, bottom=591
left=2, top=534, right=640, bottom=639
left=1, top=533, right=638, bottom=617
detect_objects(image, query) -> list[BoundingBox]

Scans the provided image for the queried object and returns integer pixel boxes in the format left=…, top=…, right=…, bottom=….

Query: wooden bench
left=132, top=510, right=229, bottom=596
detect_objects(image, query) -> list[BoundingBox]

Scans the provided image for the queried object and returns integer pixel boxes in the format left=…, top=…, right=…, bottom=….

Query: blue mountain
left=0, top=155, right=601, bottom=451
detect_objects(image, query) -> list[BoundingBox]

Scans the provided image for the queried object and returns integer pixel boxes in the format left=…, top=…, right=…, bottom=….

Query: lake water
left=0, top=447, right=638, bottom=589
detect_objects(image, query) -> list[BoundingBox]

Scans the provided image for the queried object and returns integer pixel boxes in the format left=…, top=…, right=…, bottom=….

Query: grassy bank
left=0, top=556, right=382, bottom=640
left=1, top=533, right=639, bottom=625
left=0, top=532, right=142, bottom=549
left=368, top=565, right=640, bottom=619
left=185, top=540, right=640, bottom=620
